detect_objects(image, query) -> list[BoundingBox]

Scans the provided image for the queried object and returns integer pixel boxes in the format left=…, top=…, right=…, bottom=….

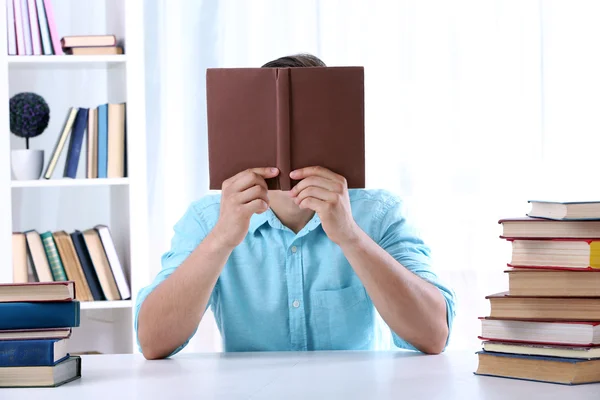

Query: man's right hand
left=211, top=167, right=279, bottom=249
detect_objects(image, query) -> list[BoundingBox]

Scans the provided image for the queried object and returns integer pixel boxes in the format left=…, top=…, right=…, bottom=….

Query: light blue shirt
left=134, top=189, right=455, bottom=355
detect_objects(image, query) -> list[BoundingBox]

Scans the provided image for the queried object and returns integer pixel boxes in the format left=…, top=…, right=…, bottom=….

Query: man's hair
left=262, top=53, right=326, bottom=68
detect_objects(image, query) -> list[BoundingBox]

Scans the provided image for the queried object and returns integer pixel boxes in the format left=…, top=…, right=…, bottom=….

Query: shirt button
left=292, top=300, right=300, bottom=308
left=291, top=246, right=297, bottom=253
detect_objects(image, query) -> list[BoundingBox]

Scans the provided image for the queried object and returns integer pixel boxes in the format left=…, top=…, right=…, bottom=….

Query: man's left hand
left=289, top=166, right=360, bottom=246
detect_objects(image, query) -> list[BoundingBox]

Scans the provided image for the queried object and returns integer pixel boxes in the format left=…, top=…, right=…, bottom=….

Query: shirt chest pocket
left=310, top=285, right=375, bottom=351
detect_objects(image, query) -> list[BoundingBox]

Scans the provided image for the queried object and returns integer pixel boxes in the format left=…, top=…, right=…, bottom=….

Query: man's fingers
left=298, top=197, right=326, bottom=213
left=237, top=184, right=269, bottom=205
left=289, top=166, right=343, bottom=183
left=244, top=198, right=269, bottom=214
left=231, top=171, right=269, bottom=193
left=290, top=176, right=342, bottom=197
left=225, top=167, right=279, bottom=189
left=294, top=186, right=336, bottom=204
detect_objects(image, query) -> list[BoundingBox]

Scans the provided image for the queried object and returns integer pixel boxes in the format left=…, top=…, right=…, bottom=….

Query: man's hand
left=289, top=166, right=359, bottom=246
left=212, top=167, right=279, bottom=249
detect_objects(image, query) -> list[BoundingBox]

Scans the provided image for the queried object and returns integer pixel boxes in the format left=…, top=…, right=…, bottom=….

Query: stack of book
left=475, top=200, right=600, bottom=385
left=11, top=225, right=130, bottom=302
left=43, top=103, right=126, bottom=180
left=61, top=35, right=123, bottom=55
left=0, top=281, right=81, bottom=388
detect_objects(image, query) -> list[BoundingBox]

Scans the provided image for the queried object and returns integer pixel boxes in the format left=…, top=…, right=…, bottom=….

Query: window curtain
left=143, top=0, right=600, bottom=353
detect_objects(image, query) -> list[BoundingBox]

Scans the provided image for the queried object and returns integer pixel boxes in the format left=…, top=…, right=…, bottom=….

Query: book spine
left=0, top=339, right=59, bottom=367
left=19, top=0, right=31, bottom=54
left=70, top=231, right=105, bottom=301
left=107, top=103, right=125, bottom=178
left=97, top=104, right=108, bottom=178
left=0, top=301, right=80, bottom=330
left=35, top=0, right=51, bottom=55
left=42, top=0, right=61, bottom=55
left=44, top=107, right=78, bottom=179
left=87, top=107, right=98, bottom=178
left=13, top=0, right=24, bottom=55
left=6, top=0, right=17, bottom=55
left=40, top=232, right=67, bottom=281
left=275, top=69, right=291, bottom=190
left=26, top=0, right=40, bottom=54
left=63, top=108, right=89, bottom=178
left=96, top=226, right=130, bottom=300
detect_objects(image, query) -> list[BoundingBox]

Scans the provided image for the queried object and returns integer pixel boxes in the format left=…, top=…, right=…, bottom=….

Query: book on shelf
left=6, top=0, right=62, bottom=55
left=43, top=103, right=126, bottom=180
left=12, top=226, right=129, bottom=302
left=0, top=282, right=81, bottom=387
left=6, top=0, right=122, bottom=56
left=206, top=66, right=365, bottom=190
left=476, top=199, right=600, bottom=385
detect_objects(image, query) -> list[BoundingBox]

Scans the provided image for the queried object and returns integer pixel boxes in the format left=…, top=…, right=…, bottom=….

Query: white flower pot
left=11, top=149, right=44, bottom=180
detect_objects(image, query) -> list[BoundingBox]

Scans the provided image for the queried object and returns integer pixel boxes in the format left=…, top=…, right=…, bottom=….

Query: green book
left=40, top=232, right=67, bottom=281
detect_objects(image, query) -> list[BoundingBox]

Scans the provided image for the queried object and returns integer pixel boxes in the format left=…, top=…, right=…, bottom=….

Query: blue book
left=0, top=339, right=68, bottom=367
left=97, top=104, right=108, bottom=178
left=0, top=301, right=80, bottom=330
left=63, top=108, right=89, bottom=178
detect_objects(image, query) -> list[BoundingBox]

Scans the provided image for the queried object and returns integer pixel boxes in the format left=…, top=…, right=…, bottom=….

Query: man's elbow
left=421, top=323, right=449, bottom=355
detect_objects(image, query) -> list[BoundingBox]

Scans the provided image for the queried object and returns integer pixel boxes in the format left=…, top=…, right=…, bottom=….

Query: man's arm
left=338, top=230, right=448, bottom=354
left=137, top=167, right=278, bottom=359
left=137, top=231, right=231, bottom=360
left=289, top=166, right=452, bottom=354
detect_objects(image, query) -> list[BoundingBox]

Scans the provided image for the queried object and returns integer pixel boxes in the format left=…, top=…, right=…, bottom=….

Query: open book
left=206, top=66, right=365, bottom=190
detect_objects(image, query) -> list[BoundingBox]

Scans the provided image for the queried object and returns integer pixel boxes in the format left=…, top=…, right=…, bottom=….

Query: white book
left=6, top=0, right=16, bottom=55
left=35, top=0, right=51, bottom=54
left=95, top=225, right=130, bottom=300
left=20, top=0, right=31, bottom=54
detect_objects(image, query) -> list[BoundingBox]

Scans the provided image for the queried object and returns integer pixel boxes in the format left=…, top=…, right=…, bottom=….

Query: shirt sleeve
left=376, top=197, right=456, bottom=352
left=134, top=203, right=217, bottom=357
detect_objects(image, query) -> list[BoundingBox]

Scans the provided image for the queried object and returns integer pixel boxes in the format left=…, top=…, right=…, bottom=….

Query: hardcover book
left=206, top=66, right=365, bottom=190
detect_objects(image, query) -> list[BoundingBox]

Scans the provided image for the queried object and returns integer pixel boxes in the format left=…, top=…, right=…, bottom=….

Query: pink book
left=12, top=0, right=24, bottom=55
left=42, top=0, right=61, bottom=55
left=26, top=0, right=40, bottom=54
left=6, top=0, right=17, bottom=55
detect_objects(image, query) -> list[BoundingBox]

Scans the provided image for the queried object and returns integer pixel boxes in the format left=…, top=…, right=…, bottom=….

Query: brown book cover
left=206, top=66, right=365, bottom=190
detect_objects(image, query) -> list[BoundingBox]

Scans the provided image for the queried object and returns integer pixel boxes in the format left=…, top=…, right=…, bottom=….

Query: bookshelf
left=0, top=0, right=149, bottom=355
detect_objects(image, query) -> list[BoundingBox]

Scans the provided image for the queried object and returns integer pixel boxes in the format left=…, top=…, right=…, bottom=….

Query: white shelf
left=11, top=178, right=129, bottom=188
left=8, top=55, right=127, bottom=68
left=80, top=300, right=132, bottom=310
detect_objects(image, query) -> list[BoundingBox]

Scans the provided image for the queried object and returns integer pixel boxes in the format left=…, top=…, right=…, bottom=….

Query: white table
left=3, top=351, right=599, bottom=399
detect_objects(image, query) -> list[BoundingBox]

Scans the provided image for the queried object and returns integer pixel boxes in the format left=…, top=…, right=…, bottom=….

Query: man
left=135, top=54, right=456, bottom=359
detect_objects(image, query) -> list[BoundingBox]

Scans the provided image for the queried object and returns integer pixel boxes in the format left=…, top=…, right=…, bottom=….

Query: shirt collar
left=248, top=209, right=322, bottom=235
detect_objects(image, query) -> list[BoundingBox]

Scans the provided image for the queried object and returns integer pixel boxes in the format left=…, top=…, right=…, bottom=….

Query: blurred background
left=143, top=0, right=600, bottom=353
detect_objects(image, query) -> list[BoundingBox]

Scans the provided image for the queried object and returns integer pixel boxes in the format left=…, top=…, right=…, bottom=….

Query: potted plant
left=10, top=92, right=50, bottom=180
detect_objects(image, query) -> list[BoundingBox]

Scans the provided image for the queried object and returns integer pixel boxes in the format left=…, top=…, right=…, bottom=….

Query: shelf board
left=8, top=55, right=127, bottom=68
left=80, top=300, right=132, bottom=310
left=11, top=178, right=129, bottom=188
